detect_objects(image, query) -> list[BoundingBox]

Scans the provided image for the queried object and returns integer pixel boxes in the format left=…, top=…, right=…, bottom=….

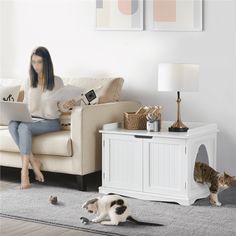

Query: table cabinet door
left=102, top=134, right=143, bottom=191
left=143, top=138, right=186, bottom=195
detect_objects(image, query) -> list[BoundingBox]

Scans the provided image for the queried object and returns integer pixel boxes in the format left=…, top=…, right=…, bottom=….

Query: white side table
left=99, top=121, right=218, bottom=206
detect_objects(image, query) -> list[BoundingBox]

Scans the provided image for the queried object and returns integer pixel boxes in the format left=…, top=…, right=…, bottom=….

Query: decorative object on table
left=124, top=107, right=147, bottom=130
left=49, top=195, right=58, bottom=205
left=146, top=107, right=161, bottom=132
left=151, top=0, right=202, bottom=31
left=95, top=0, right=143, bottom=31
left=158, top=63, right=199, bottom=132
left=124, top=106, right=161, bottom=130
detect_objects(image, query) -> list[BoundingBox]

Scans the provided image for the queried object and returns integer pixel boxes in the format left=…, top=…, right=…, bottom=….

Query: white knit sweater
left=23, top=76, right=66, bottom=119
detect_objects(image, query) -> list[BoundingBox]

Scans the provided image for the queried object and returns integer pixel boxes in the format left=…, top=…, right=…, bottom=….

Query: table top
left=100, top=121, right=218, bottom=139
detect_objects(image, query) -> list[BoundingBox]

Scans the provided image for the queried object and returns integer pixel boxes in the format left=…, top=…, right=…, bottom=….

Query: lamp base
left=168, top=126, right=188, bottom=132
left=168, top=120, right=189, bottom=132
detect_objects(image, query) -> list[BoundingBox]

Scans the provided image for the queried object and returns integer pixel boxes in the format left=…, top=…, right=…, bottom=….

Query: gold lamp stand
left=169, top=91, right=189, bottom=132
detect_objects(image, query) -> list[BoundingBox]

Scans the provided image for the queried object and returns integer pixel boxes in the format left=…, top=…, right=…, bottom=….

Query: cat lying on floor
left=82, top=194, right=164, bottom=226
left=194, top=162, right=235, bottom=206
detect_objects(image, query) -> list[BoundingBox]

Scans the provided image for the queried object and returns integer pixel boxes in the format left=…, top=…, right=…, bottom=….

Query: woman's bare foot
left=29, top=156, right=44, bottom=182
left=21, top=172, right=30, bottom=189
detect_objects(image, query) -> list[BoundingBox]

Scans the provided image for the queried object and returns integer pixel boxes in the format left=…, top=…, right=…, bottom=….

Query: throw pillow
left=98, top=77, right=124, bottom=103
left=0, top=85, right=21, bottom=102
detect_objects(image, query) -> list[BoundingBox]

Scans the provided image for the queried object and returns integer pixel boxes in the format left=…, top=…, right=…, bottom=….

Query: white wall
left=1, top=0, right=236, bottom=174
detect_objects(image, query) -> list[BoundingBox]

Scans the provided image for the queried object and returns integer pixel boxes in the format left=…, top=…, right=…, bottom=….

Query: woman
left=8, top=46, right=76, bottom=189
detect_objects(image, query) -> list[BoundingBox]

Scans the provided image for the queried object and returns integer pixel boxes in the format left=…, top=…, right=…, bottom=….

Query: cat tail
left=126, top=216, right=164, bottom=226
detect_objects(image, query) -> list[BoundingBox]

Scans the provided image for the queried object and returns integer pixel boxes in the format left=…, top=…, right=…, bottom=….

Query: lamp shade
left=158, top=63, right=199, bottom=92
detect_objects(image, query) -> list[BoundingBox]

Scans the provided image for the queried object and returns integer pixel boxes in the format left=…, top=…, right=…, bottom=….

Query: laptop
left=0, top=101, right=44, bottom=125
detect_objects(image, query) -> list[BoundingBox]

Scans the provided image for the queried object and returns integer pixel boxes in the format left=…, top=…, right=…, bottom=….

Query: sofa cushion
left=98, top=78, right=124, bottom=103
left=63, top=77, right=124, bottom=104
left=0, top=128, right=72, bottom=157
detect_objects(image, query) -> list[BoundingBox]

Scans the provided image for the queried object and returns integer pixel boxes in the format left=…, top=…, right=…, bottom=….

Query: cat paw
left=100, top=221, right=108, bottom=225
left=210, top=201, right=222, bottom=207
left=209, top=199, right=215, bottom=205
left=101, top=221, right=118, bottom=225
left=92, top=218, right=99, bottom=223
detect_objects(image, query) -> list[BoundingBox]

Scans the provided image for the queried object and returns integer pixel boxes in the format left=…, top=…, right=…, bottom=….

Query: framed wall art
left=152, top=0, right=202, bottom=31
left=96, top=0, right=143, bottom=30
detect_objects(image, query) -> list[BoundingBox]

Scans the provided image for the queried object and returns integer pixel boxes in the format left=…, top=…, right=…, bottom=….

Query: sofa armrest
left=70, top=101, right=140, bottom=175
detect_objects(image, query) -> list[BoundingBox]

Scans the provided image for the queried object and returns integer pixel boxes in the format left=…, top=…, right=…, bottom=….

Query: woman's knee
left=18, top=123, right=31, bottom=134
left=8, top=121, right=19, bottom=133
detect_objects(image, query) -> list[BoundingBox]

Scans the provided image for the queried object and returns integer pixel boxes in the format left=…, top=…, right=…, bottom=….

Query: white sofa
left=0, top=77, right=140, bottom=190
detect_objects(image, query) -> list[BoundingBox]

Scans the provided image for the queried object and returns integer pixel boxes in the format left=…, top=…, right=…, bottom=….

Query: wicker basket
left=124, top=106, right=162, bottom=130
left=124, top=112, right=147, bottom=130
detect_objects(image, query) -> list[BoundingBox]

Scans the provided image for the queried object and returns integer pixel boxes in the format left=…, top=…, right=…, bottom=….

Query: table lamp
left=158, top=63, right=199, bottom=132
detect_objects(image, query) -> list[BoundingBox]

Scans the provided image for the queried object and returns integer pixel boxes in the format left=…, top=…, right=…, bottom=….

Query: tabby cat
left=194, top=162, right=235, bottom=206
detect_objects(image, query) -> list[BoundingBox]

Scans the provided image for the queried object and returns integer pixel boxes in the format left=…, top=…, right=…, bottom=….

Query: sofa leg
left=75, top=175, right=87, bottom=191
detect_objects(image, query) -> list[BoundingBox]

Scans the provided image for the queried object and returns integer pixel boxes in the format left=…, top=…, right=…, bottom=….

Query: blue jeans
left=8, top=119, right=61, bottom=155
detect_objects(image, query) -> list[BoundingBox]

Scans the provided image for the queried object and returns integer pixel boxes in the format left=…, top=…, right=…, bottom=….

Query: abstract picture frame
left=96, top=0, right=143, bottom=31
left=152, top=0, right=203, bottom=31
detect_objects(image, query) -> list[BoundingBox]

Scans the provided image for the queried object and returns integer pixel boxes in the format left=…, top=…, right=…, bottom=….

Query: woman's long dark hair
left=29, top=46, right=55, bottom=90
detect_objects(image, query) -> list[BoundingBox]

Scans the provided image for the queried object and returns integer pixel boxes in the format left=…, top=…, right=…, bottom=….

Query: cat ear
left=224, top=172, right=228, bottom=177
left=82, top=198, right=98, bottom=208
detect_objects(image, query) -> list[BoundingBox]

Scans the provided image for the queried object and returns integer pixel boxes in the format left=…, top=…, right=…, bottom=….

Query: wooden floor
left=0, top=167, right=103, bottom=236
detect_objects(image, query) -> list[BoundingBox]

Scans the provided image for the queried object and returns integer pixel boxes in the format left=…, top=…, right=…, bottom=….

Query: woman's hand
left=62, top=99, right=76, bottom=110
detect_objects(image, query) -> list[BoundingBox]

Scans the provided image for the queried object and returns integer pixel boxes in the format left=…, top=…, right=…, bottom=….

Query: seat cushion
left=0, top=127, right=72, bottom=157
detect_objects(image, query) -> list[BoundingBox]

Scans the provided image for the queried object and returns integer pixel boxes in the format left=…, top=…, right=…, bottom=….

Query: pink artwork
left=118, top=0, right=133, bottom=15
left=154, top=0, right=176, bottom=22
left=152, top=0, right=202, bottom=31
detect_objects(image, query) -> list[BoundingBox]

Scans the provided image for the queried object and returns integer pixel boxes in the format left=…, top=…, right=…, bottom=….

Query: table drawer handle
left=134, top=135, right=153, bottom=139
